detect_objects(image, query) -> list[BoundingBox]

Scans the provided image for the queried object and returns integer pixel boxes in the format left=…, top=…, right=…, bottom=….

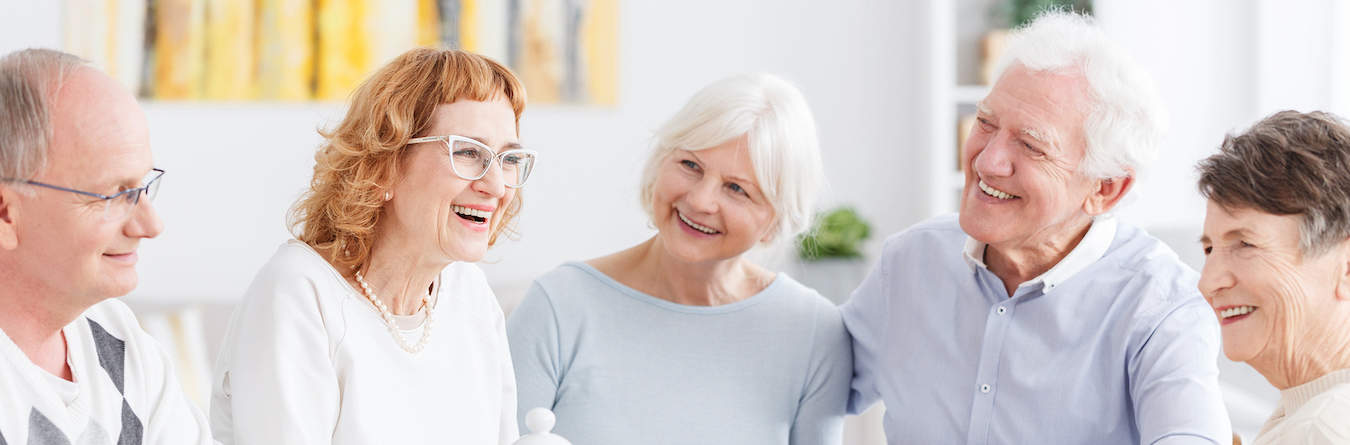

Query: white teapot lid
left=513, top=408, right=572, bottom=445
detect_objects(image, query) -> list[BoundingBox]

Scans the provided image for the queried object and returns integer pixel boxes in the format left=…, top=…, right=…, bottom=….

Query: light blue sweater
left=507, top=262, right=852, bottom=445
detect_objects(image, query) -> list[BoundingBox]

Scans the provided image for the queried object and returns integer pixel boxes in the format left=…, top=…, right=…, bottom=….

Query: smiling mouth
left=978, top=180, right=1020, bottom=200
left=1218, top=305, right=1258, bottom=324
left=677, top=211, right=720, bottom=235
left=452, top=205, right=492, bottom=224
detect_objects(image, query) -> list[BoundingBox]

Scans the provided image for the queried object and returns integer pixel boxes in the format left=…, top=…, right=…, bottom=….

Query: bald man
left=0, top=49, right=214, bottom=444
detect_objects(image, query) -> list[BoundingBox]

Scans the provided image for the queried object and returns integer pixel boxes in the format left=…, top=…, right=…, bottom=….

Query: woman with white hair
left=1198, top=110, right=1350, bottom=444
left=507, top=73, right=850, bottom=444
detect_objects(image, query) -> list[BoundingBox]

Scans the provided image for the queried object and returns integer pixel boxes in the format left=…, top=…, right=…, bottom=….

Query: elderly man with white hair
left=0, top=49, right=214, bottom=443
left=841, top=12, right=1231, bottom=444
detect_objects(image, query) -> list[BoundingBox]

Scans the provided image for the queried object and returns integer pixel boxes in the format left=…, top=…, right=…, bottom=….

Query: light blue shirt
left=841, top=215, right=1230, bottom=444
left=507, top=262, right=852, bottom=445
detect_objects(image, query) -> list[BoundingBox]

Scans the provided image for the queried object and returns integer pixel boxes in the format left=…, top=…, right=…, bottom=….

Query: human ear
left=0, top=186, right=20, bottom=250
left=1083, top=175, right=1134, bottom=216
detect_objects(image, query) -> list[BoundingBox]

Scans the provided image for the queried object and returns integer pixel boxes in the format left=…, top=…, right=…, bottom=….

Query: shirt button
left=996, top=306, right=1007, bottom=315
left=980, top=384, right=991, bottom=393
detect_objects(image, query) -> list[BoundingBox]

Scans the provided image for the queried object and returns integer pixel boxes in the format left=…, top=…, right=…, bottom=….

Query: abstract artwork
left=61, top=0, right=619, bottom=104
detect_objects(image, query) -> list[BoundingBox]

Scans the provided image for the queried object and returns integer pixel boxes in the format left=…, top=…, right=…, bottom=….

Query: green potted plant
left=798, top=207, right=871, bottom=260
left=794, top=207, right=873, bottom=304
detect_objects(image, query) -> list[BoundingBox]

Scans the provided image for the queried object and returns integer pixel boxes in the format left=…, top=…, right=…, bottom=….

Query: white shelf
left=953, top=85, right=988, bottom=105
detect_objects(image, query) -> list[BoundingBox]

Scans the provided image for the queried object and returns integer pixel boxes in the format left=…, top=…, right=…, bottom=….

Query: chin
left=97, top=276, right=139, bottom=300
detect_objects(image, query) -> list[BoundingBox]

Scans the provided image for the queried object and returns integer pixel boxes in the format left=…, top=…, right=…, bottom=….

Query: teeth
left=678, top=211, right=719, bottom=234
left=452, top=205, right=493, bottom=220
left=1219, top=306, right=1257, bottom=319
left=978, top=180, right=1018, bottom=200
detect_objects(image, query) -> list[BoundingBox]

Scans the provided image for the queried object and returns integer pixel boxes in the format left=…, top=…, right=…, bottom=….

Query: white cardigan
left=210, top=240, right=518, bottom=445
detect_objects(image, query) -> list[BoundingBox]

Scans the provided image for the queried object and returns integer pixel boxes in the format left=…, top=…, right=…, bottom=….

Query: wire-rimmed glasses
left=407, top=135, right=537, bottom=188
left=11, top=168, right=164, bottom=221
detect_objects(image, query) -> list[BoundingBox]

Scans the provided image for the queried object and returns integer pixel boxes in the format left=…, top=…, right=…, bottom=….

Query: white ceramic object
left=512, top=407, right=572, bottom=445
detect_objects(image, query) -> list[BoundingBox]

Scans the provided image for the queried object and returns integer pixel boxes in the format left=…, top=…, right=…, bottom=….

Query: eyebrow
left=684, top=150, right=759, bottom=191
left=1021, top=126, right=1061, bottom=149
left=975, top=102, right=993, bottom=116
left=1199, top=228, right=1256, bottom=244
left=464, top=135, right=522, bottom=151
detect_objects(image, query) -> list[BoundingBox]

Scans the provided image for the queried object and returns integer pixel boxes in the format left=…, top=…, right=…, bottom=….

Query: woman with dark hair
left=1198, top=110, right=1350, bottom=444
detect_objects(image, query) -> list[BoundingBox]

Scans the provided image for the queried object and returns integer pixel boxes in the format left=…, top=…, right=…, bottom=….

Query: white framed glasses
left=407, top=135, right=537, bottom=188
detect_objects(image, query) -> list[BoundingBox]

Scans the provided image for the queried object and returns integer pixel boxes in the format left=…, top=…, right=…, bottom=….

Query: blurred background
left=4, top=0, right=1349, bottom=442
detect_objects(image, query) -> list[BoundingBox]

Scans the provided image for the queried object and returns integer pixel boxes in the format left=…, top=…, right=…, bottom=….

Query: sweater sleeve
left=210, top=263, right=341, bottom=445
left=789, top=306, right=853, bottom=445
left=506, top=281, right=563, bottom=435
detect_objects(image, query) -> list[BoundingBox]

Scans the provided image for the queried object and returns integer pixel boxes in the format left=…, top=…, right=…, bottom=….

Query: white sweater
left=0, top=299, right=215, bottom=444
left=1253, top=368, right=1350, bottom=444
left=209, top=240, right=518, bottom=445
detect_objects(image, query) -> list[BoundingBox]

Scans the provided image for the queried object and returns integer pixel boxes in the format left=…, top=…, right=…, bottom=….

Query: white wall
left=1, top=1, right=925, bottom=306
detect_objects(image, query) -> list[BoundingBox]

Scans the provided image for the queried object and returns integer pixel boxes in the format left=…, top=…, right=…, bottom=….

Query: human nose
left=123, top=193, right=164, bottom=239
left=472, top=158, right=508, bottom=198
left=1198, top=252, right=1235, bottom=302
left=685, top=177, right=720, bottom=214
left=972, top=131, right=1016, bottom=178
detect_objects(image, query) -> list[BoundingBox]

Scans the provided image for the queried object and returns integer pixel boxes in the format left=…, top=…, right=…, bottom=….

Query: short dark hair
left=1197, top=110, right=1350, bottom=255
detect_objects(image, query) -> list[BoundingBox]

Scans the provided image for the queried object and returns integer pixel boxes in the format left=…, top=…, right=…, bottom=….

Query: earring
left=384, top=191, right=392, bottom=201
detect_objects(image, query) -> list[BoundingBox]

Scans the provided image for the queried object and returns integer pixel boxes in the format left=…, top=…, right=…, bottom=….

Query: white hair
left=992, top=11, right=1168, bottom=180
left=639, top=73, right=825, bottom=243
left=0, top=49, right=89, bottom=183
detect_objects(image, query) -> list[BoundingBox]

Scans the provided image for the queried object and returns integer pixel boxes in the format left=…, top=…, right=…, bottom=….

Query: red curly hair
left=290, top=48, right=526, bottom=274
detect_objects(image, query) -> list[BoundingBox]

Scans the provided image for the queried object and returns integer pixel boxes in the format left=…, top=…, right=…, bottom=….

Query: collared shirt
left=841, top=214, right=1230, bottom=444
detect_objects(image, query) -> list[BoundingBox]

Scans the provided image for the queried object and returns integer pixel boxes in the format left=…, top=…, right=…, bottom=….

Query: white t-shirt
left=0, top=299, right=215, bottom=444
left=210, top=240, right=518, bottom=445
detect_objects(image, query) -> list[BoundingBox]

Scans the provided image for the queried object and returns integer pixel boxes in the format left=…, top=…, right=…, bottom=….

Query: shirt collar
left=963, top=216, right=1118, bottom=292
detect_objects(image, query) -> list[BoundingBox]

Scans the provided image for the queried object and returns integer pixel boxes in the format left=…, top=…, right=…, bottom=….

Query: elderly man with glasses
left=0, top=49, right=214, bottom=443
left=841, top=12, right=1231, bottom=444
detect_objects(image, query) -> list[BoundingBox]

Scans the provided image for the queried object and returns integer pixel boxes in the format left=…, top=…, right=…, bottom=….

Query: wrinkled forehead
left=45, top=67, right=152, bottom=182
left=1201, top=200, right=1302, bottom=245
left=983, top=65, right=1092, bottom=151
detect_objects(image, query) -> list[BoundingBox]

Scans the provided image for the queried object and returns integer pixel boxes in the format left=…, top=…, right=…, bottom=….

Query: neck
left=633, top=237, right=765, bottom=306
left=1252, top=306, right=1350, bottom=390
left=985, top=215, right=1092, bottom=297
left=0, top=272, right=78, bottom=380
left=356, top=238, right=446, bottom=316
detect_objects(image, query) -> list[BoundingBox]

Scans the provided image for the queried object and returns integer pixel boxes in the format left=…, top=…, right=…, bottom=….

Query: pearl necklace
left=354, top=271, right=435, bottom=354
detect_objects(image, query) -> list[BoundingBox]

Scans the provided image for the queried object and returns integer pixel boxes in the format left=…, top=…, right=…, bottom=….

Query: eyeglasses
left=407, top=135, right=537, bottom=188
left=11, top=168, right=164, bottom=221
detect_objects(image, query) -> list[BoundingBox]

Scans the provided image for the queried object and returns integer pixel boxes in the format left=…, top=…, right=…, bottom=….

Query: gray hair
left=638, top=73, right=825, bottom=243
left=0, top=49, right=89, bottom=183
left=992, top=11, right=1167, bottom=180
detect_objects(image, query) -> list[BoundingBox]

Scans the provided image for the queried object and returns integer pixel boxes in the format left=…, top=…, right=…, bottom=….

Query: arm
left=789, top=307, right=853, bottom=445
left=506, top=282, right=563, bottom=435
left=1129, top=298, right=1231, bottom=445
left=838, top=239, right=893, bottom=415
left=495, top=300, right=520, bottom=445
left=211, top=272, right=340, bottom=445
